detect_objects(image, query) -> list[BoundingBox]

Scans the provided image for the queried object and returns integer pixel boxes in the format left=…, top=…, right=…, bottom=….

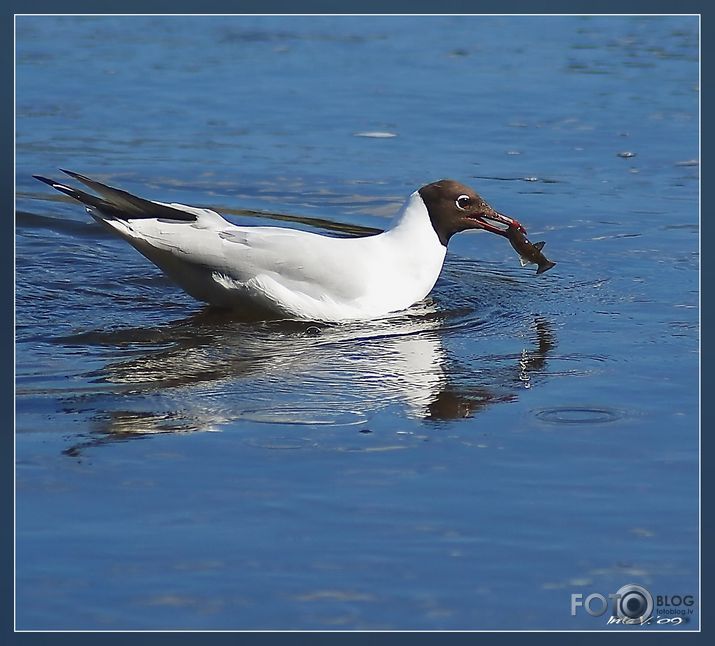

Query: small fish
left=506, top=224, right=556, bottom=274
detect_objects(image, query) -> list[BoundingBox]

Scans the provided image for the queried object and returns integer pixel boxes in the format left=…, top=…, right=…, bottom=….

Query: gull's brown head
left=418, top=179, right=521, bottom=246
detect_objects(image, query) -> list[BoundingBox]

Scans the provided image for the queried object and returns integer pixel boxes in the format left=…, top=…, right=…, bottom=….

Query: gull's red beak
left=472, top=207, right=524, bottom=237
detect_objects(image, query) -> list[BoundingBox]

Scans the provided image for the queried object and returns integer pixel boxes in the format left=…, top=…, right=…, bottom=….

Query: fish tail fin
left=536, top=261, right=556, bottom=274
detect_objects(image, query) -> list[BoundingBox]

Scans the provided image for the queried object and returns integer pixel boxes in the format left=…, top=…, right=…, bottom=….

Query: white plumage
left=95, top=192, right=446, bottom=321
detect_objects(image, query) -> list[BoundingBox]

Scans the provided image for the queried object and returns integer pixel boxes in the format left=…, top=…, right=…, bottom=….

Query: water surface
left=16, top=15, right=699, bottom=630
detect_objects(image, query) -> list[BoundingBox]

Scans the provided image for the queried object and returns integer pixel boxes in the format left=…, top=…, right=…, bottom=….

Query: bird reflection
left=60, top=306, right=557, bottom=455
left=426, top=319, right=556, bottom=420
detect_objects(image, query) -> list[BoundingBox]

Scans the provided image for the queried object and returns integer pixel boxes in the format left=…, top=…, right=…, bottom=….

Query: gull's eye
left=455, top=194, right=471, bottom=210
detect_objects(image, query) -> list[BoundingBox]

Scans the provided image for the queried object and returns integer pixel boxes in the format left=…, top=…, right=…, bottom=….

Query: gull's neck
left=386, top=191, right=443, bottom=249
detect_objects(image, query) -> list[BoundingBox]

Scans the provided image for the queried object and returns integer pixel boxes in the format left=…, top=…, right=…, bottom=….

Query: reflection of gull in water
left=79, top=303, right=450, bottom=416
left=61, top=308, right=557, bottom=454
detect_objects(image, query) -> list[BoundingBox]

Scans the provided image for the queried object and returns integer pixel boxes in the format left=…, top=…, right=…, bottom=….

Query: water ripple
left=533, top=406, right=624, bottom=425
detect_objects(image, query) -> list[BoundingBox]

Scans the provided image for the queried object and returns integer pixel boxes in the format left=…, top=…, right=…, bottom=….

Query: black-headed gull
left=33, top=171, right=520, bottom=321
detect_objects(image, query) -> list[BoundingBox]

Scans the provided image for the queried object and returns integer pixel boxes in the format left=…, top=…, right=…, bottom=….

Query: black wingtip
left=33, top=174, right=58, bottom=187
left=33, top=173, right=103, bottom=207
left=36, top=170, right=199, bottom=222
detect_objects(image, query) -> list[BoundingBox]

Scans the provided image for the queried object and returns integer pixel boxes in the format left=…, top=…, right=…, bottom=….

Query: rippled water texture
left=16, top=16, right=699, bottom=630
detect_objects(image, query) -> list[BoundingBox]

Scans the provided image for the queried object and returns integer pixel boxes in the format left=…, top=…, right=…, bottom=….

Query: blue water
left=16, top=15, right=699, bottom=630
